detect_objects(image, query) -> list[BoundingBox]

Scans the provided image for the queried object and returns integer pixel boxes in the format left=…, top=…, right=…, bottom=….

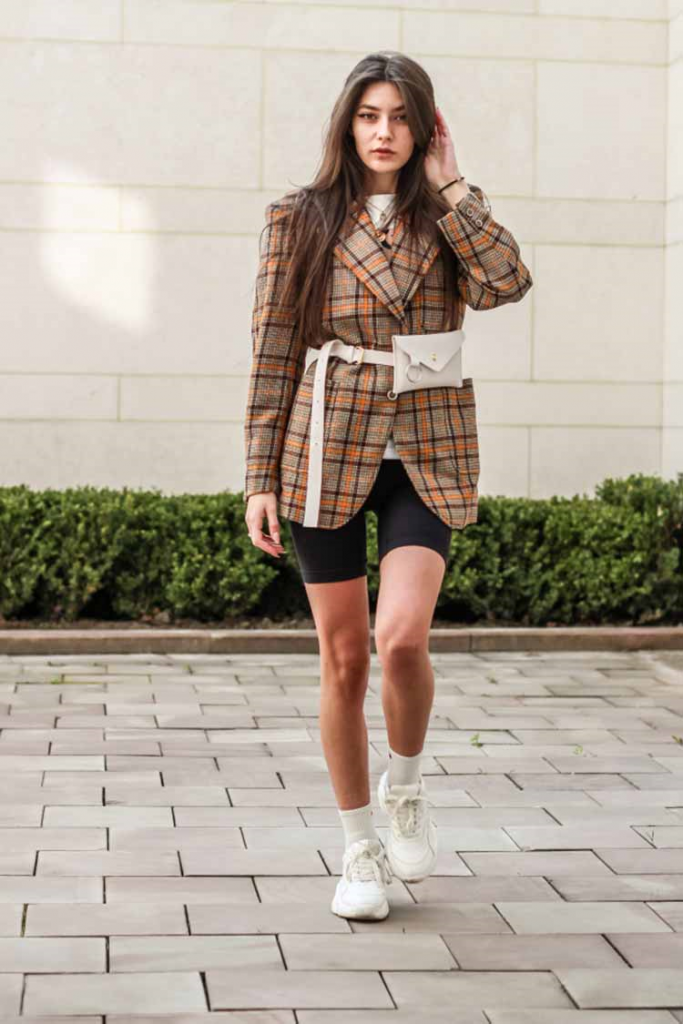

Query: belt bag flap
left=392, top=329, right=465, bottom=394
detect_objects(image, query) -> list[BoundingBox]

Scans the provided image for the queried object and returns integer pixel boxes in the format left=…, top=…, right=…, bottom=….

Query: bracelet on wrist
left=437, top=175, right=465, bottom=194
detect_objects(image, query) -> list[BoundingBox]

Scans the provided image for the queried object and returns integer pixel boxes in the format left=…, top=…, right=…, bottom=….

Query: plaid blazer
left=244, top=184, right=533, bottom=530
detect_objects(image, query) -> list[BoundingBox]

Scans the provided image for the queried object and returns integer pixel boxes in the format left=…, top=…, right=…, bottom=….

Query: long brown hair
left=261, top=50, right=468, bottom=346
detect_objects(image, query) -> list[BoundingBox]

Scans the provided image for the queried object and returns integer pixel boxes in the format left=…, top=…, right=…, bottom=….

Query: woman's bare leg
left=374, top=546, right=447, bottom=756
left=304, top=575, right=372, bottom=810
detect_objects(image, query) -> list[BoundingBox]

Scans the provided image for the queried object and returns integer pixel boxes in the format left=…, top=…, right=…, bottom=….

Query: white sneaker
left=377, top=771, right=438, bottom=883
left=331, top=838, right=393, bottom=921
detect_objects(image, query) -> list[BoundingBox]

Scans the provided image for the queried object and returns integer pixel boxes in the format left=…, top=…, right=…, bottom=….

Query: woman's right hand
left=245, top=492, right=285, bottom=558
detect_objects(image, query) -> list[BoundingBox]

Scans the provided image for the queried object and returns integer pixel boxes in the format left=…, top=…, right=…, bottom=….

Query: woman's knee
left=375, top=621, right=428, bottom=668
left=320, top=636, right=371, bottom=703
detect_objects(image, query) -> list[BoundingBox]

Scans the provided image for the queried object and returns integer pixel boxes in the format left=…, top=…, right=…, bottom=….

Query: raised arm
left=243, top=199, right=304, bottom=501
left=436, top=182, right=533, bottom=311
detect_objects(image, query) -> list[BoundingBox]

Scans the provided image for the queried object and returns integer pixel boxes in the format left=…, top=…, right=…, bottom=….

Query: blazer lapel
left=333, top=202, right=441, bottom=323
left=333, top=204, right=405, bottom=322
left=390, top=215, right=441, bottom=308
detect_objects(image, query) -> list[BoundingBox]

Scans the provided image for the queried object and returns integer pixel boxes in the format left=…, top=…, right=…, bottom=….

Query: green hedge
left=0, top=472, right=681, bottom=627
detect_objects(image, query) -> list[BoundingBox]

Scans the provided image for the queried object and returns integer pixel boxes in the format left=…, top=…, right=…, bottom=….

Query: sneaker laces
left=344, top=840, right=393, bottom=886
left=384, top=787, right=434, bottom=839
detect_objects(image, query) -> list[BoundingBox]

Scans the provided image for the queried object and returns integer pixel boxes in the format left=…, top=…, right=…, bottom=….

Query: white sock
left=338, top=801, right=378, bottom=849
left=387, top=746, right=422, bottom=788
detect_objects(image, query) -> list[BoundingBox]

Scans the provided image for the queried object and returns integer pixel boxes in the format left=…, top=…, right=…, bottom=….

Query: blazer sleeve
left=243, top=199, right=305, bottom=501
left=436, top=183, right=533, bottom=311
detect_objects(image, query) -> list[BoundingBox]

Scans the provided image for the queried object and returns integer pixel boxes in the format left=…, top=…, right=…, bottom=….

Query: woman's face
left=350, top=81, right=415, bottom=192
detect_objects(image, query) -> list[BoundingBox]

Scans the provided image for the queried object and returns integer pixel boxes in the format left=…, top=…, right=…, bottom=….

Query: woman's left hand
left=424, top=106, right=462, bottom=192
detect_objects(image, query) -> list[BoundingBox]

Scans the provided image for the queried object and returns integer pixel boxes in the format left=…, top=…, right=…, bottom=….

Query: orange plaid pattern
left=244, top=184, right=533, bottom=530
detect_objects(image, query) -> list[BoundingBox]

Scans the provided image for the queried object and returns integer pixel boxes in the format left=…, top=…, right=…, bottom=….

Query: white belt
left=302, top=338, right=396, bottom=528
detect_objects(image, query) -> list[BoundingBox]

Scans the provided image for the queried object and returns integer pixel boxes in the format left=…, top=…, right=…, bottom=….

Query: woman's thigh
left=287, top=507, right=367, bottom=584
left=286, top=510, right=371, bottom=675
left=374, top=462, right=452, bottom=571
left=305, top=575, right=372, bottom=684
left=373, top=463, right=451, bottom=646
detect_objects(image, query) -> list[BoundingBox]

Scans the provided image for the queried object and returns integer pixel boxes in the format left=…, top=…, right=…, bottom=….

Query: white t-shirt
left=365, top=193, right=401, bottom=461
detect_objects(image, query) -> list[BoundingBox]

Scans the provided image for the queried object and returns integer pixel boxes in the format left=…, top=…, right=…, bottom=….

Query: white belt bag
left=300, top=328, right=466, bottom=527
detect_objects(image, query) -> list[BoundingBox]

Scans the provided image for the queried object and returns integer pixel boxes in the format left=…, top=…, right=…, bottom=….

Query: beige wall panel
left=0, top=422, right=244, bottom=493
left=0, top=42, right=259, bottom=187
left=533, top=246, right=664, bottom=382
left=476, top=381, right=661, bottom=428
left=540, top=0, right=668, bottom=18
left=537, top=63, right=667, bottom=201
left=125, top=0, right=396, bottom=49
left=0, top=376, right=117, bottom=420
left=0, top=0, right=120, bottom=41
left=477, top=426, right=530, bottom=498
left=0, top=234, right=255, bottom=376
left=120, top=375, right=249, bottom=422
left=406, top=10, right=665, bottom=62
left=531, top=427, right=661, bottom=498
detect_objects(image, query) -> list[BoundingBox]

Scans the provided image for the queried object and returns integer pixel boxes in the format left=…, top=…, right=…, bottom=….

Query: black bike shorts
left=285, top=459, right=452, bottom=584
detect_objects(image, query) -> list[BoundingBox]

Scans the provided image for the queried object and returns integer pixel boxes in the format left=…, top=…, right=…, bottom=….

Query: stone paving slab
left=36, top=851, right=182, bottom=876
left=441, top=932, right=626, bottom=969
left=25, top=902, right=188, bottom=936
left=405, top=875, right=564, bottom=902
left=0, top=1018, right=103, bottom=1024
left=0, top=905, right=23, bottom=935
left=633, top=826, right=683, bottom=847
left=502, top=825, right=654, bottom=849
left=109, top=1015, right=295, bottom=1024
left=593, top=849, right=683, bottom=873
left=188, top=902, right=351, bottom=933
left=622, top=775, right=683, bottom=789
left=0, top=877, right=103, bottom=903
left=383, top=969, right=574, bottom=1008
left=459, top=851, right=614, bottom=875
left=296, top=1013, right=486, bottom=1024
left=181, top=848, right=328, bottom=875
left=486, top=1014, right=679, bottom=1023
left=0, top=827, right=106, bottom=852
left=0, top=936, right=105, bottom=972
left=607, top=932, right=683, bottom=966
left=109, top=1015, right=296, bottom=1024
left=0, top=977, right=22, bottom=1016
left=109, top=934, right=283, bottom=972
left=550, top=874, right=683, bottom=901
left=205, top=967, right=393, bottom=1010
left=495, top=900, right=672, bottom=934
left=349, top=902, right=513, bottom=934
left=0, top=650, right=683, bottom=1016
left=556, top=968, right=683, bottom=1008
left=0, top=847, right=36, bottom=872
left=104, top=876, right=257, bottom=903
left=23, top=971, right=207, bottom=1014
left=280, top=932, right=455, bottom=970
left=649, top=903, right=683, bottom=930
left=536, top=806, right=682, bottom=825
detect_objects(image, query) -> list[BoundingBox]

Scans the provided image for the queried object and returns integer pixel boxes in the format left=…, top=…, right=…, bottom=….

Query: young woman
left=244, top=51, right=532, bottom=921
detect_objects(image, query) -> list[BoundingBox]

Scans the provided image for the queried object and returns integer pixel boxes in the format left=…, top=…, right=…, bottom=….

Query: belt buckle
left=351, top=345, right=364, bottom=365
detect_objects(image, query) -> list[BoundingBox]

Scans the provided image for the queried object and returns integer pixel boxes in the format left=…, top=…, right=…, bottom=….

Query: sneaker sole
left=330, top=895, right=390, bottom=921
left=385, top=862, right=434, bottom=883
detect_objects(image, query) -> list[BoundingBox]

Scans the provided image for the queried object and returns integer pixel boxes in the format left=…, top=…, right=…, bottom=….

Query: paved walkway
left=1, top=648, right=683, bottom=1022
